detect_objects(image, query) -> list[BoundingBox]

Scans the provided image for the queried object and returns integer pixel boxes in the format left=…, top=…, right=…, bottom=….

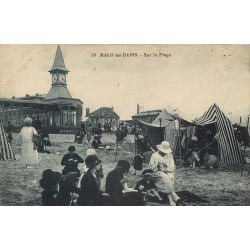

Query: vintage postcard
left=0, top=44, right=249, bottom=206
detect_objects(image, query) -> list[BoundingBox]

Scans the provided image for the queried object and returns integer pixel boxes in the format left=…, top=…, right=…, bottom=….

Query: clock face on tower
left=52, top=74, right=57, bottom=83
left=58, top=74, right=66, bottom=84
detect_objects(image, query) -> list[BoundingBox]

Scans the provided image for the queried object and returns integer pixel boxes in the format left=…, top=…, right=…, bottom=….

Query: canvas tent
left=0, top=123, right=16, bottom=161
left=195, top=104, right=242, bottom=166
left=136, top=109, right=193, bottom=154
left=150, top=109, right=178, bottom=149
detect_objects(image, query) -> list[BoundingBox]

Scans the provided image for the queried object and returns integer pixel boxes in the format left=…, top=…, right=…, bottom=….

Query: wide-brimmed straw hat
left=156, top=141, right=172, bottom=154
left=24, top=117, right=33, bottom=125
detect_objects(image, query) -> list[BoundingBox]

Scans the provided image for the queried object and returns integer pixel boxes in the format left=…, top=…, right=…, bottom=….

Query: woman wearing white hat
left=19, top=117, right=39, bottom=168
left=148, top=141, right=180, bottom=206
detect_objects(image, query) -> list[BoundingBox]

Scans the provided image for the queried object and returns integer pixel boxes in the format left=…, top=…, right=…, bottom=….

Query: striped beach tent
left=195, top=104, right=242, bottom=166
left=0, top=123, right=16, bottom=161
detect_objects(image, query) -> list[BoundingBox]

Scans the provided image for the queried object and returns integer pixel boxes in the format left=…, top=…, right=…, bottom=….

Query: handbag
left=32, top=134, right=41, bottom=150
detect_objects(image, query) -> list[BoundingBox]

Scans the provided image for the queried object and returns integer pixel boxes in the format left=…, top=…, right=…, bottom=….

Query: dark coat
left=59, top=184, right=80, bottom=206
left=41, top=190, right=63, bottom=206
left=77, top=170, right=103, bottom=206
left=137, top=139, right=151, bottom=153
left=135, top=178, right=157, bottom=192
left=105, top=169, right=124, bottom=197
left=105, top=169, right=124, bottom=205
left=61, top=153, right=84, bottom=176
left=132, top=154, right=144, bottom=170
left=92, top=139, right=99, bottom=149
left=105, top=169, right=146, bottom=206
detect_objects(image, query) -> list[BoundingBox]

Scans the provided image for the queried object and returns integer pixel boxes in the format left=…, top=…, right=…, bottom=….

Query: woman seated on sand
left=105, top=160, right=145, bottom=206
left=148, top=141, right=181, bottom=206
left=77, top=155, right=107, bottom=206
left=77, top=148, right=104, bottom=189
left=40, top=169, right=62, bottom=206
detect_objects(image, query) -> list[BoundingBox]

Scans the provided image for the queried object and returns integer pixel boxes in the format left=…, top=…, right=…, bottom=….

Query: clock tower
left=46, top=45, right=72, bottom=99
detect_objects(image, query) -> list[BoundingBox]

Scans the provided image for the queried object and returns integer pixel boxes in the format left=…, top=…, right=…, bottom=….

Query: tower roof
left=49, top=45, right=69, bottom=73
left=46, top=85, right=72, bottom=99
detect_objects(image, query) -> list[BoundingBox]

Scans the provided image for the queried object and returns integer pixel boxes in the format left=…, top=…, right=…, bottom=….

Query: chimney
left=111, top=106, right=114, bottom=111
left=86, top=108, right=90, bottom=116
left=137, top=104, right=139, bottom=114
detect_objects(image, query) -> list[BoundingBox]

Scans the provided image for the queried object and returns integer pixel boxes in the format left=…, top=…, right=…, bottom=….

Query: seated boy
left=135, top=169, right=163, bottom=203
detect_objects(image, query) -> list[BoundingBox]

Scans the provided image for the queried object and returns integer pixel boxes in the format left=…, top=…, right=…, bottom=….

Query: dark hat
left=85, top=155, right=102, bottom=169
left=117, top=159, right=131, bottom=173
left=142, top=169, right=153, bottom=176
left=68, top=145, right=76, bottom=151
left=40, top=169, right=61, bottom=189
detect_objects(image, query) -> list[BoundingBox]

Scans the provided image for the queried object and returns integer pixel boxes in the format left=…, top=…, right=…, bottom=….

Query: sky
left=0, top=44, right=249, bottom=123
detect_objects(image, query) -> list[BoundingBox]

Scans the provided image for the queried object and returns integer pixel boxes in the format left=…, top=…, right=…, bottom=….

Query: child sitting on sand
left=135, top=169, right=163, bottom=203
left=131, top=153, right=144, bottom=175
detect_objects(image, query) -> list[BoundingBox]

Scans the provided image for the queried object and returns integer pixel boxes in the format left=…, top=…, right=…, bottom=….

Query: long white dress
left=148, top=151, right=180, bottom=205
left=20, top=126, right=39, bottom=165
left=148, top=151, right=176, bottom=193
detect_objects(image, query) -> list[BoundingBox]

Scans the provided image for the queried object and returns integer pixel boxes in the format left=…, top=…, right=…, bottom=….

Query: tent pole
left=134, top=119, right=137, bottom=156
left=179, top=118, right=181, bottom=160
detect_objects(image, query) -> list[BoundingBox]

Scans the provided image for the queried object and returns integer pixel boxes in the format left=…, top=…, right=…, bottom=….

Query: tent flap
left=195, top=104, right=242, bottom=165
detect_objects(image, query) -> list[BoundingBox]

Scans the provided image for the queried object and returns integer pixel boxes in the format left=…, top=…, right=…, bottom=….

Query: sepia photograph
left=1, top=2, right=250, bottom=250
left=0, top=44, right=249, bottom=206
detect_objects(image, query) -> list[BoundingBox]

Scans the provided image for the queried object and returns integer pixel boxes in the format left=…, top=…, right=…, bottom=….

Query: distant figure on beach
left=92, top=135, right=104, bottom=149
left=40, top=129, right=51, bottom=153
left=74, top=130, right=84, bottom=144
left=19, top=117, right=39, bottom=168
left=6, top=121, right=14, bottom=144
left=32, top=117, right=42, bottom=135
left=85, top=122, right=92, bottom=146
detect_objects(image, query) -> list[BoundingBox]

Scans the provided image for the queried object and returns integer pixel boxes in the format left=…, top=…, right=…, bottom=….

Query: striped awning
left=0, top=123, right=16, bottom=161
left=195, top=104, right=242, bottom=166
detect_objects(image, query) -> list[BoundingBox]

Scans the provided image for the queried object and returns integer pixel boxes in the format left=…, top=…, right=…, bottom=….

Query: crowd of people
left=74, top=121, right=129, bottom=149
left=16, top=117, right=183, bottom=206
left=38, top=139, right=181, bottom=206
left=40, top=151, right=147, bottom=206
